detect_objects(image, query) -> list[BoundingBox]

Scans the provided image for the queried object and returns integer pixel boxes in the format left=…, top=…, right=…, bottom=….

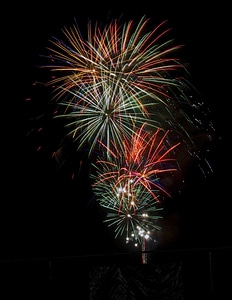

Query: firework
left=40, top=16, right=204, bottom=157
left=54, top=80, right=160, bottom=157
left=43, top=16, right=185, bottom=103
left=91, top=124, right=181, bottom=247
left=27, top=15, right=215, bottom=256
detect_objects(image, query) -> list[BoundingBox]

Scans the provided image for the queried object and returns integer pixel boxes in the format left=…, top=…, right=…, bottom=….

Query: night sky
left=3, top=1, right=230, bottom=262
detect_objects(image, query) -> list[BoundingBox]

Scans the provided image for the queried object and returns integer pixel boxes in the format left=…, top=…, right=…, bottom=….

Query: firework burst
left=54, top=79, right=159, bottom=157
left=91, top=124, right=181, bottom=247
left=39, top=15, right=205, bottom=157
left=43, top=16, right=184, bottom=103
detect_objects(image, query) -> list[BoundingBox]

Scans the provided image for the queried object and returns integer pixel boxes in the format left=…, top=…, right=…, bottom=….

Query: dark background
left=2, top=1, right=230, bottom=262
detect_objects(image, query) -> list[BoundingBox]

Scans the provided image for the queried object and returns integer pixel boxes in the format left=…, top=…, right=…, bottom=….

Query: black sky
left=3, top=1, right=230, bottom=261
